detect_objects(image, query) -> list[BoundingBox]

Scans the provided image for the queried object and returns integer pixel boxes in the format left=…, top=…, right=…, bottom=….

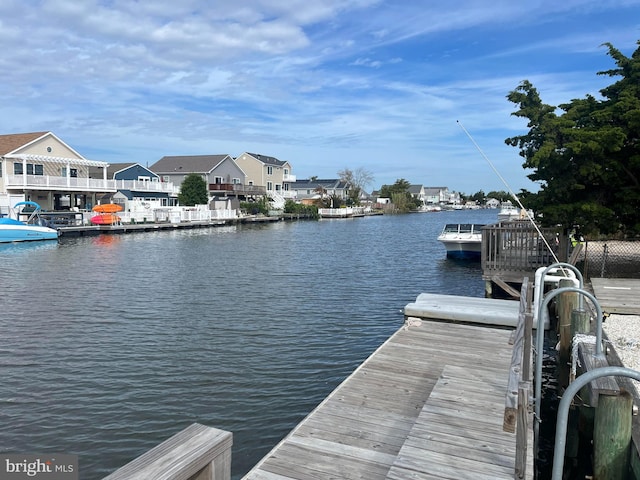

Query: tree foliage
left=338, top=167, right=374, bottom=205
left=178, top=173, right=209, bottom=206
left=379, top=178, right=421, bottom=212
left=505, top=40, right=640, bottom=236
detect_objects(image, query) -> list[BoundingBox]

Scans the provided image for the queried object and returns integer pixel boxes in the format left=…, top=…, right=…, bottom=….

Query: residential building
left=287, top=178, right=350, bottom=203
left=408, top=185, right=427, bottom=206
left=234, top=153, right=295, bottom=206
left=103, top=162, right=178, bottom=211
left=0, top=131, right=113, bottom=213
left=149, top=154, right=257, bottom=200
left=423, top=187, right=451, bottom=205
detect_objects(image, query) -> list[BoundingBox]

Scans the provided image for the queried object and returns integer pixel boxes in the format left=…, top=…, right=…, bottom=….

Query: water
left=0, top=208, right=496, bottom=479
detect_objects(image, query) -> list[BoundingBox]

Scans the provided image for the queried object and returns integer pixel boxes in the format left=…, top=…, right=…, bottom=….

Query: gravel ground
left=602, top=314, right=640, bottom=371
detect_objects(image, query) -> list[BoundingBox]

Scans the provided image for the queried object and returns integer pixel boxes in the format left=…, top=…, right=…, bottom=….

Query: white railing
left=113, top=179, right=178, bottom=193
left=117, top=208, right=238, bottom=224
left=6, top=175, right=177, bottom=194
left=6, top=174, right=116, bottom=191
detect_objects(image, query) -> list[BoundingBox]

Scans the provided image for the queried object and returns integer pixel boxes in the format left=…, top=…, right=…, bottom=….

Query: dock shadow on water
left=0, top=208, right=498, bottom=479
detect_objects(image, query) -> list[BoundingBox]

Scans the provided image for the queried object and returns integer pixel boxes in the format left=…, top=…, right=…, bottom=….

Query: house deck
left=242, top=319, right=533, bottom=479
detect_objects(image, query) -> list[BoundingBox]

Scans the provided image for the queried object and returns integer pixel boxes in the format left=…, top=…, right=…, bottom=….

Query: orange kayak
left=91, top=214, right=120, bottom=225
left=92, top=203, right=123, bottom=213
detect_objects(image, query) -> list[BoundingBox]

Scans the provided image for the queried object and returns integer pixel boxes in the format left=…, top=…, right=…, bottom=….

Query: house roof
left=290, top=179, right=349, bottom=190
left=0, top=132, right=49, bottom=155
left=149, top=155, right=231, bottom=173
left=408, top=184, right=424, bottom=194
left=243, top=152, right=288, bottom=167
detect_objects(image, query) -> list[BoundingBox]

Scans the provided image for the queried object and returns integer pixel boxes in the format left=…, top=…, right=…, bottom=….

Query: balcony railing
left=208, top=183, right=267, bottom=195
left=5, top=175, right=177, bottom=194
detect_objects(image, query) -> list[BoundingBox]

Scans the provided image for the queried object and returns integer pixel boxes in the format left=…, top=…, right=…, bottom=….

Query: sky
left=1, top=1, right=639, bottom=195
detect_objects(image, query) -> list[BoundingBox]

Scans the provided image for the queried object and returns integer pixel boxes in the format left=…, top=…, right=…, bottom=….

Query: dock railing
left=504, top=277, right=534, bottom=479
left=482, top=221, right=566, bottom=284
left=102, top=423, right=232, bottom=480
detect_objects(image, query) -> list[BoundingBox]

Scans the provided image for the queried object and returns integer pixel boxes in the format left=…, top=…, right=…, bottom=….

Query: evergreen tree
left=505, top=40, right=640, bottom=235
left=178, top=173, right=208, bottom=206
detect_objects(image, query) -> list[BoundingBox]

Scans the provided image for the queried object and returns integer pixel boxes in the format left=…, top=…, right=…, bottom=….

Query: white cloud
left=0, top=0, right=639, bottom=193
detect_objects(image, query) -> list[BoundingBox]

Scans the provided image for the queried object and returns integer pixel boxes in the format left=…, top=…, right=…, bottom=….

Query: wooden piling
left=557, top=278, right=579, bottom=364
left=593, top=391, right=633, bottom=480
left=570, top=308, right=590, bottom=338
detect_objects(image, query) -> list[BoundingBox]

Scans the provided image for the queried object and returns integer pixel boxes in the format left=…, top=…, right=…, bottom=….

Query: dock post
left=570, top=308, right=590, bottom=340
left=485, top=279, right=493, bottom=298
left=557, top=278, right=578, bottom=366
left=593, top=391, right=633, bottom=480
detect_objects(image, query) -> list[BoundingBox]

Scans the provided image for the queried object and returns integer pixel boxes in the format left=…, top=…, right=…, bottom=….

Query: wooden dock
left=243, top=319, right=533, bottom=479
left=591, top=278, right=640, bottom=314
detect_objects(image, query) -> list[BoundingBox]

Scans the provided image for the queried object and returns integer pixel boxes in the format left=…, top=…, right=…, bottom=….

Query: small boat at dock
left=0, top=201, right=59, bottom=243
left=437, top=223, right=484, bottom=260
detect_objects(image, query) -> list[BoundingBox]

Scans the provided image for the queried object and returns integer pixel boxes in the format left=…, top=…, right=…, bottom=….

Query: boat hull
left=439, top=240, right=482, bottom=260
left=0, top=223, right=59, bottom=243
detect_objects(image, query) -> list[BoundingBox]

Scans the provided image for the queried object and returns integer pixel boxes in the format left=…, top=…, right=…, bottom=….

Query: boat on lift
left=0, top=201, right=59, bottom=243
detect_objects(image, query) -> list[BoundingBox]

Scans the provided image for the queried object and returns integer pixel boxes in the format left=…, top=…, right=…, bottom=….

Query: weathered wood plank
left=243, top=320, right=526, bottom=480
left=103, top=423, right=232, bottom=480
left=591, top=278, right=640, bottom=314
left=578, top=341, right=620, bottom=407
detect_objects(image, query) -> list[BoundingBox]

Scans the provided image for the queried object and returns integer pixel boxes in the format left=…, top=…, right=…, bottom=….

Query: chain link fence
left=573, top=239, right=640, bottom=279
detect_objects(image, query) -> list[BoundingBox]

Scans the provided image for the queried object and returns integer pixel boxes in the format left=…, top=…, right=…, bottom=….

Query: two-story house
left=287, top=179, right=350, bottom=203
left=234, top=153, right=295, bottom=207
left=409, top=185, right=427, bottom=206
left=0, top=131, right=113, bottom=214
left=149, top=154, right=252, bottom=202
left=103, top=163, right=178, bottom=211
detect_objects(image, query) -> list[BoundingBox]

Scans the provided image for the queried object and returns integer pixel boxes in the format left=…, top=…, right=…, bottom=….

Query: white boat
left=437, top=223, right=484, bottom=260
left=0, top=201, right=59, bottom=243
left=497, top=201, right=533, bottom=222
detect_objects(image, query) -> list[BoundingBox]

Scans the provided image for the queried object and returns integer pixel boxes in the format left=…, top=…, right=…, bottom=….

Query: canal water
left=0, top=208, right=497, bottom=479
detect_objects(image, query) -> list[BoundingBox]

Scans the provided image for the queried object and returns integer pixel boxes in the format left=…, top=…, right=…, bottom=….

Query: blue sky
left=1, top=1, right=639, bottom=194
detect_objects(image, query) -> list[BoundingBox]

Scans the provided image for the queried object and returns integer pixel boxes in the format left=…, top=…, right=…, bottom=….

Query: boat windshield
left=442, top=224, right=485, bottom=234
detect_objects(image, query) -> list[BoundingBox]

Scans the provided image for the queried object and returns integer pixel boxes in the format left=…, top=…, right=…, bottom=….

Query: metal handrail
left=534, top=286, right=604, bottom=444
left=551, top=366, right=640, bottom=480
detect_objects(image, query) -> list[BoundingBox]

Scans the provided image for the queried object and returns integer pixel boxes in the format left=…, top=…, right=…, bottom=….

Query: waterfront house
left=423, top=187, right=449, bottom=206
left=97, top=162, right=178, bottom=211
left=234, top=152, right=295, bottom=208
left=409, top=184, right=427, bottom=206
left=0, top=131, right=113, bottom=214
left=149, top=154, right=256, bottom=202
left=287, top=178, right=350, bottom=204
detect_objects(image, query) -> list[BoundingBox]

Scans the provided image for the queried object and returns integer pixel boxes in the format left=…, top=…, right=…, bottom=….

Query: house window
left=34, top=164, right=44, bottom=175
left=14, top=162, right=23, bottom=174
left=232, top=178, right=241, bottom=184
left=284, top=168, right=289, bottom=176
left=163, top=176, right=170, bottom=182
left=138, top=176, right=150, bottom=182
left=248, top=181, right=254, bottom=186
left=267, top=166, right=273, bottom=175
left=275, top=184, right=281, bottom=191
left=214, top=176, right=223, bottom=184
left=0, top=163, right=2, bottom=177
left=61, top=167, right=78, bottom=177
left=267, top=181, right=273, bottom=191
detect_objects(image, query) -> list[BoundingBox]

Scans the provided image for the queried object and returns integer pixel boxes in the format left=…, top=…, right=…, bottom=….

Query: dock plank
left=591, top=278, right=640, bottom=314
left=243, top=319, right=526, bottom=480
